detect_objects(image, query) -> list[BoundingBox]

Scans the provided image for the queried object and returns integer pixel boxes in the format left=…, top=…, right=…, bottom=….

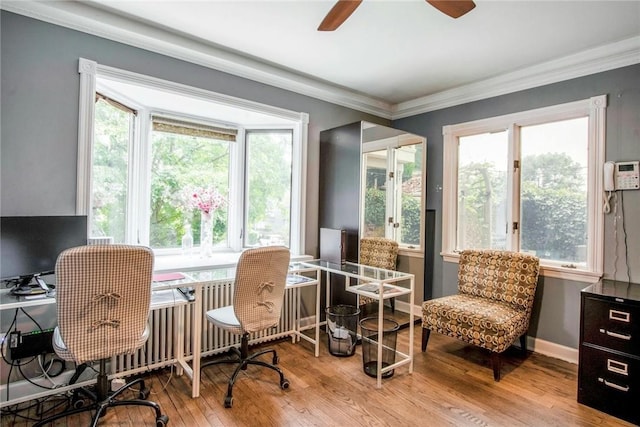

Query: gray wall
left=0, top=11, right=390, bottom=259
left=394, top=64, right=640, bottom=349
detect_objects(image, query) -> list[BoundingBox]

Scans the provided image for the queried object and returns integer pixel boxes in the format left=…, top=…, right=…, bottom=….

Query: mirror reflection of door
left=360, top=122, right=426, bottom=251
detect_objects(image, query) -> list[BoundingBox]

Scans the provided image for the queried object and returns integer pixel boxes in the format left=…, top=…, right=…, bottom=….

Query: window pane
left=150, top=127, right=229, bottom=250
left=245, top=131, right=292, bottom=247
left=457, top=131, right=508, bottom=250
left=91, top=99, right=131, bottom=243
left=397, top=143, right=422, bottom=246
left=520, top=117, right=588, bottom=264
left=362, top=149, right=387, bottom=238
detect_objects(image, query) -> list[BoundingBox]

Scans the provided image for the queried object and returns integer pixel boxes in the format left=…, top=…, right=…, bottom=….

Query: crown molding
left=1, top=1, right=393, bottom=119
left=2, top=2, right=638, bottom=121
left=392, top=36, right=640, bottom=119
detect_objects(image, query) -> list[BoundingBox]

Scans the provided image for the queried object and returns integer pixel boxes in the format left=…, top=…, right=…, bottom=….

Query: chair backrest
left=55, top=245, right=154, bottom=364
left=359, top=237, right=398, bottom=270
left=458, top=249, right=540, bottom=313
left=233, top=246, right=291, bottom=334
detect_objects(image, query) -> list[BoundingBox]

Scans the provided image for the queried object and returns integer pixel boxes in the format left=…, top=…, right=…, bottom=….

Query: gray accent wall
left=0, top=11, right=390, bottom=259
left=394, top=64, right=640, bottom=349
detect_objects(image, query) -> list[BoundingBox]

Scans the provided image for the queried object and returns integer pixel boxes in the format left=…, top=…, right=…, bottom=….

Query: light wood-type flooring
left=1, top=324, right=634, bottom=426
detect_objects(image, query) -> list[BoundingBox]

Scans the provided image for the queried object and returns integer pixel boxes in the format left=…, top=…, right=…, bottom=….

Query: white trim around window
left=441, top=95, right=607, bottom=283
left=77, top=57, right=309, bottom=257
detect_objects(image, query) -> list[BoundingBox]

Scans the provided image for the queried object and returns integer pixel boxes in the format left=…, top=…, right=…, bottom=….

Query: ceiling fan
left=318, top=0, right=476, bottom=31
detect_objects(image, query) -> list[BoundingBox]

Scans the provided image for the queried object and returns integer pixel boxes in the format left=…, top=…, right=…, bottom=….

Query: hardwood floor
left=1, top=328, right=634, bottom=426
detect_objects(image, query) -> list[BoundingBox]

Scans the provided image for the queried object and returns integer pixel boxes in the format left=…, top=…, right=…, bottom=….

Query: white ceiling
left=4, top=1, right=640, bottom=118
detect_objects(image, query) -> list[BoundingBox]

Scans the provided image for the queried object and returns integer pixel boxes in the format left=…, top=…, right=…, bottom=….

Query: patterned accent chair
left=203, top=246, right=291, bottom=408
left=359, top=237, right=399, bottom=312
left=421, top=249, right=540, bottom=381
left=34, top=245, right=168, bottom=427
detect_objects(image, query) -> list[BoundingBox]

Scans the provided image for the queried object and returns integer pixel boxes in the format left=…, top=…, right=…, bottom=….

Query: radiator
left=113, top=279, right=300, bottom=375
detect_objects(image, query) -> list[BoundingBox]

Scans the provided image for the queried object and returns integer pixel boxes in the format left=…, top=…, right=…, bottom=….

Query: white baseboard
left=522, top=336, right=579, bottom=365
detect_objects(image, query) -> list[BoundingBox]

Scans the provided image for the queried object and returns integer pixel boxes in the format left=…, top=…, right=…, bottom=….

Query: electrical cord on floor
left=0, top=394, right=69, bottom=423
left=150, top=364, right=175, bottom=395
left=35, top=393, right=72, bottom=420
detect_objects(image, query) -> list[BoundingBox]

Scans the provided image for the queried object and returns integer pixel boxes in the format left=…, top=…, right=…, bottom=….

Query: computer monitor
left=1, top=215, right=88, bottom=294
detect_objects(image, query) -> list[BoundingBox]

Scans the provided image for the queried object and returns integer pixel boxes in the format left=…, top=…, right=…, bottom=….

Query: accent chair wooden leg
left=421, top=328, right=431, bottom=352
left=520, top=335, right=527, bottom=356
left=490, top=352, right=501, bottom=381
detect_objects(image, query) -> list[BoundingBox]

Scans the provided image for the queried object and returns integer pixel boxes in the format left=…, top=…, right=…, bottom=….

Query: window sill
left=398, top=248, right=424, bottom=259
left=441, top=252, right=602, bottom=284
left=154, top=251, right=313, bottom=273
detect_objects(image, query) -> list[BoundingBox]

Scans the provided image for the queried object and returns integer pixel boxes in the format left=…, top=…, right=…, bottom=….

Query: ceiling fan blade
left=318, top=0, right=363, bottom=31
left=427, top=0, right=476, bottom=18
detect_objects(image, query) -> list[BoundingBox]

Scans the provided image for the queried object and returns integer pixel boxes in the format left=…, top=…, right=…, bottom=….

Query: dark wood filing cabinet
left=578, top=280, right=640, bottom=425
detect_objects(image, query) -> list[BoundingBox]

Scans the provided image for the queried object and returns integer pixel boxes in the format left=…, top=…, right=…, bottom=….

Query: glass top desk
left=147, top=262, right=320, bottom=399
left=0, top=262, right=320, bottom=404
left=300, top=260, right=414, bottom=388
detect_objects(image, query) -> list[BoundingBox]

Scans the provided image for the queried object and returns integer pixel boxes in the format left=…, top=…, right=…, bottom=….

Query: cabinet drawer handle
left=598, top=377, right=630, bottom=392
left=602, top=330, right=632, bottom=341
left=607, top=359, right=629, bottom=376
left=609, top=309, right=631, bottom=323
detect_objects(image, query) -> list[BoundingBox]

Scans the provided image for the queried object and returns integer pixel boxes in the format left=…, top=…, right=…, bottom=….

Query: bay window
left=78, top=58, right=307, bottom=260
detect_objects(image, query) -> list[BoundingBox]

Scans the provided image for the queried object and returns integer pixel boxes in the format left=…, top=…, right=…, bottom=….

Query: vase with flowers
left=187, top=187, right=227, bottom=258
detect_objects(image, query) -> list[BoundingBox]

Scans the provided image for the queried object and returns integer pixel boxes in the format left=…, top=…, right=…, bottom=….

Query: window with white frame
left=78, top=58, right=308, bottom=258
left=442, top=95, right=606, bottom=282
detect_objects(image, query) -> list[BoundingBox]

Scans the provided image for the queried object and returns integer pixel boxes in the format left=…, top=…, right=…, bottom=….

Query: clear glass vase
left=200, top=212, right=214, bottom=258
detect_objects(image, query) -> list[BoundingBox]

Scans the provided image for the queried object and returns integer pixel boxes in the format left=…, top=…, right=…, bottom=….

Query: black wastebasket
left=325, top=305, right=360, bottom=357
left=359, top=317, right=400, bottom=378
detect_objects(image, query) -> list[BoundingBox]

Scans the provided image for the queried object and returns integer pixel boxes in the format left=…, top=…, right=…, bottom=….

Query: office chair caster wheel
left=156, top=414, right=169, bottom=427
left=71, top=396, right=87, bottom=409
left=272, top=355, right=279, bottom=365
left=224, top=395, right=233, bottom=408
left=280, top=378, right=290, bottom=390
left=139, top=387, right=151, bottom=400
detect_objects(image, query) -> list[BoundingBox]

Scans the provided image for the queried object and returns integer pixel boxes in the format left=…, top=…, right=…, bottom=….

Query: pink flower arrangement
left=187, top=187, right=227, bottom=215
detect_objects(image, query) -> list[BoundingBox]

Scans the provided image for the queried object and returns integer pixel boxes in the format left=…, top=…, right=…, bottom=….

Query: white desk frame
left=301, top=260, right=415, bottom=389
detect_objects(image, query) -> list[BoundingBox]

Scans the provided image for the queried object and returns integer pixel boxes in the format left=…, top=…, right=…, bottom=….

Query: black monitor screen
left=1, top=215, right=88, bottom=281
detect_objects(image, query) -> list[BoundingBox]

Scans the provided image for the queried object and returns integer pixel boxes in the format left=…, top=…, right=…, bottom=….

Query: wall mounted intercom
left=603, top=161, right=639, bottom=191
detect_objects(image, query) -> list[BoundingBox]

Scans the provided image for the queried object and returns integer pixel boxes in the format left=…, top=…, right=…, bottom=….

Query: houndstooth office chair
left=34, top=245, right=168, bottom=427
left=202, top=246, right=291, bottom=408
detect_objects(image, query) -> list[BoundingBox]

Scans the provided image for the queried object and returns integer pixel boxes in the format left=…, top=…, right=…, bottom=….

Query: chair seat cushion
left=422, top=294, right=529, bottom=353
left=206, top=305, right=243, bottom=336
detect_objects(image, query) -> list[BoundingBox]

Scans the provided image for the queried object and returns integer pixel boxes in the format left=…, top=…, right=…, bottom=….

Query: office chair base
left=223, top=358, right=290, bottom=408
left=33, top=376, right=168, bottom=427
left=202, top=333, right=290, bottom=408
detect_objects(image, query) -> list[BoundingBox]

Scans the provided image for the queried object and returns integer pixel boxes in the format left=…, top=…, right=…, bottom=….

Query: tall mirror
left=360, top=122, right=426, bottom=253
